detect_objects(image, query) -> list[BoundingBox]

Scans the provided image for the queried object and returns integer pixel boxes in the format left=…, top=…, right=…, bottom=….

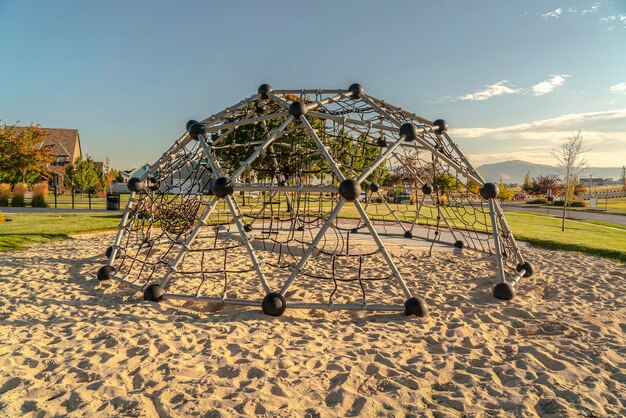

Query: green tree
left=65, top=156, right=100, bottom=195
left=497, top=178, right=515, bottom=202
left=522, top=171, right=532, bottom=194
left=0, top=124, right=52, bottom=184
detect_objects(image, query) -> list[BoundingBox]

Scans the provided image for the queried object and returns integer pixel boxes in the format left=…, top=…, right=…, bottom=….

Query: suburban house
left=34, top=127, right=82, bottom=188
left=120, top=164, right=152, bottom=183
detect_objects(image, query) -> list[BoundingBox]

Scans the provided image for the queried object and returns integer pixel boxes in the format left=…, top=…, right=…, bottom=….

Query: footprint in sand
left=520, top=346, right=567, bottom=371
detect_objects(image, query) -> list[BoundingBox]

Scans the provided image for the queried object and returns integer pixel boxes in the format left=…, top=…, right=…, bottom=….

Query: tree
left=529, top=174, right=563, bottom=196
left=497, top=178, right=515, bottom=202
left=522, top=171, right=533, bottom=194
left=65, top=156, right=101, bottom=195
left=0, top=124, right=52, bottom=184
left=621, top=166, right=626, bottom=192
left=552, top=130, right=588, bottom=231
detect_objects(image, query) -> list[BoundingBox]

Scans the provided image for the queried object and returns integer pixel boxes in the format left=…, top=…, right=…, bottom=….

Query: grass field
left=0, top=213, right=122, bottom=252
left=1, top=202, right=625, bottom=262
left=527, top=197, right=626, bottom=215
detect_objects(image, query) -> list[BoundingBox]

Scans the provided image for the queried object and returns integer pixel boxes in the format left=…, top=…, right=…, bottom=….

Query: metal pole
left=488, top=199, right=506, bottom=283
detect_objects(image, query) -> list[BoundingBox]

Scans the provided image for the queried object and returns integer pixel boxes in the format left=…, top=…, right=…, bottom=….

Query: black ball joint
left=258, top=83, right=273, bottom=98
left=212, top=177, right=234, bottom=199
left=421, top=184, right=433, bottom=195
left=399, top=123, right=419, bottom=141
left=516, top=261, right=534, bottom=278
left=97, top=265, right=116, bottom=281
left=143, top=283, right=165, bottom=302
left=369, top=183, right=379, bottom=193
left=433, top=119, right=448, bottom=135
left=289, top=101, right=308, bottom=117
left=338, top=179, right=362, bottom=202
left=188, top=121, right=206, bottom=140
left=127, top=177, right=145, bottom=193
left=348, top=83, right=364, bottom=98
left=479, top=183, right=499, bottom=200
left=262, top=292, right=286, bottom=316
left=404, top=297, right=428, bottom=317
left=493, top=282, right=514, bottom=300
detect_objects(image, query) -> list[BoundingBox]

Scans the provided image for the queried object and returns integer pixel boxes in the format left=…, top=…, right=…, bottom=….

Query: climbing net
left=99, top=84, right=532, bottom=316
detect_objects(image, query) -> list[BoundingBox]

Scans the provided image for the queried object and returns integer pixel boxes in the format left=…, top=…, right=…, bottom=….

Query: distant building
left=120, top=163, right=152, bottom=183
left=13, top=127, right=82, bottom=189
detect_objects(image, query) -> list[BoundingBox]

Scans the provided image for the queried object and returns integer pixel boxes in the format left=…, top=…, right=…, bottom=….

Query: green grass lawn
left=1, top=205, right=624, bottom=263
left=525, top=197, right=626, bottom=216
left=0, top=213, right=122, bottom=252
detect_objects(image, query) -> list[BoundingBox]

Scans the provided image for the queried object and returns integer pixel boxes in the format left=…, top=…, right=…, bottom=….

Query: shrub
left=0, top=211, right=5, bottom=222
left=552, top=200, right=565, bottom=206
left=526, top=198, right=548, bottom=204
left=0, top=184, right=10, bottom=206
left=10, top=183, right=27, bottom=207
left=571, top=201, right=587, bottom=208
left=31, top=182, right=48, bottom=208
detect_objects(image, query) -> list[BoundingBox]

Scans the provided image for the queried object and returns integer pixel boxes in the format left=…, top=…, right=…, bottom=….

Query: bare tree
left=621, top=165, right=626, bottom=192
left=551, top=130, right=589, bottom=231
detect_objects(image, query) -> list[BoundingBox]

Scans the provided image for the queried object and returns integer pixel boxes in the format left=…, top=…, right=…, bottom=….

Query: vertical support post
left=108, top=191, right=136, bottom=265
left=488, top=199, right=506, bottom=283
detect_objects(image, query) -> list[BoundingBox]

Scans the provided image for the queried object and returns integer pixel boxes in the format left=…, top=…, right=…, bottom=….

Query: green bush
left=571, top=201, right=587, bottom=207
left=553, top=200, right=565, bottom=206
left=526, top=198, right=548, bottom=204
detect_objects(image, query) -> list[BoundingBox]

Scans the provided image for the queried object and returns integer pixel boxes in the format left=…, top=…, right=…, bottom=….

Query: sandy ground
left=0, top=232, right=624, bottom=417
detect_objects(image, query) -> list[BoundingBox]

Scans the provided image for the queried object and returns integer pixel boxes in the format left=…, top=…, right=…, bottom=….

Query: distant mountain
left=476, top=160, right=623, bottom=184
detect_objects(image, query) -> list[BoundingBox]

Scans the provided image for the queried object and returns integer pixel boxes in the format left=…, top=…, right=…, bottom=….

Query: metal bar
left=488, top=199, right=506, bottom=283
left=307, top=92, right=350, bottom=112
left=299, top=115, right=346, bottom=181
left=441, top=132, right=485, bottom=185
left=359, top=94, right=404, bottom=127
left=358, top=135, right=406, bottom=182
left=307, top=111, right=400, bottom=134
left=205, top=112, right=290, bottom=134
left=108, top=192, right=137, bottom=265
left=200, top=93, right=261, bottom=125
left=286, top=301, right=404, bottom=311
left=363, top=94, right=433, bottom=125
left=230, top=116, right=294, bottom=181
left=234, top=185, right=337, bottom=193
left=492, top=199, right=525, bottom=264
left=272, top=89, right=348, bottom=95
left=352, top=200, right=413, bottom=299
left=164, top=293, right=263, bottom=306
left=279, top=199, right=346, bottom=295
left=110, top=274, right=144, bottom=291
left=160, top=196, right=220, bottom=287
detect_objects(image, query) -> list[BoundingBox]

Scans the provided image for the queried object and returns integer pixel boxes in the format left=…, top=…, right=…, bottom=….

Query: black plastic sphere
left=127, top=177, right=145, bottom=193
left=516, top=261, right=535, bottom=278
left=454, top=240, right=464, bottom=249
left=399, top=123, right=419, bottom=141
left=105, top=246, right=124, bottom=259
left=288, top=101, right=308, bottom=117
left=143, top=283, right=165, bottom=302
left=404, top=297, right=428, bottom=317
left=479, top=183, right=499, bottom=200
left=188, top=122, right=206, bottom=140
left=421, top=184, right=433, bottom=195
left=376, top=137, right=387, bottom=148
left=244, top=224, right=253, bottom=232
left=148, top=177, right=159, bottom=191
left=493, top=282, right=514, bottom=300
left=404, top=230, right=413, bottom=239
left=262, top=292, right=286, bottom=317
left=338, top=179, right=362, bottom=202
left=433, top=119, right=448, bottom=135
left=212, top=177, right=234, bottom=199
left=186, top=119, right=199, bottom=131
left=97, top=265, right=116, bottom=281
left=258, top=83, right=273, bottom=98
left=369, top=183, right=379, bottom=192
left=348, top=83, right=364, bottom=98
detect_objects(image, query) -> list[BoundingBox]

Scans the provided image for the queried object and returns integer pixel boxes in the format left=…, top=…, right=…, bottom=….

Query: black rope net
left=109, top=88, right=524, bottom=305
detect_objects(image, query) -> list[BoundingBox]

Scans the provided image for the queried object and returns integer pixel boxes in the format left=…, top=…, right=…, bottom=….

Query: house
left=120, top=163, right=152, bottom=183
left=34, top=128, right=82, bottom=188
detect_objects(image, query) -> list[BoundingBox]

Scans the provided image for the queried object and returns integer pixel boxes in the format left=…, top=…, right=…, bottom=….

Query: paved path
left=501, top=203, right=626, bottom=226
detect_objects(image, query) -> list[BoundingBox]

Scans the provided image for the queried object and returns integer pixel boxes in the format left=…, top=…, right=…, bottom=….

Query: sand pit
left=0, top=232, right=624, bottom=417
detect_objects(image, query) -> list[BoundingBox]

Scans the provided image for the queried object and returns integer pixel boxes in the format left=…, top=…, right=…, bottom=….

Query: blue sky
left=1, top=0, right=625, bottom=169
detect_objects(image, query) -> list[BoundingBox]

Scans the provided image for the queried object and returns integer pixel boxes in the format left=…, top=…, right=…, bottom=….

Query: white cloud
left=609, top=82, right=626, bottom=95
left=531, top=74, right=570, bottom=96
left=599, top=14, right=626, bottom=30
left=451, top=110, right=626, bottom=166
left=567, top=3, right=600, bottom=16
left=457, top=81, right=522, bottom=101
left=542, top=8, right=562, bottom=18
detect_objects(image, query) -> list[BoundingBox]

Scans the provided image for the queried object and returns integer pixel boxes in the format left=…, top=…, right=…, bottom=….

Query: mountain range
left=476, top=160, right=623, bottom=184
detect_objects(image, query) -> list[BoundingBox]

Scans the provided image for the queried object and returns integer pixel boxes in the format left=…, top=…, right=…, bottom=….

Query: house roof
left=35, top=127, right=82, bottom=159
